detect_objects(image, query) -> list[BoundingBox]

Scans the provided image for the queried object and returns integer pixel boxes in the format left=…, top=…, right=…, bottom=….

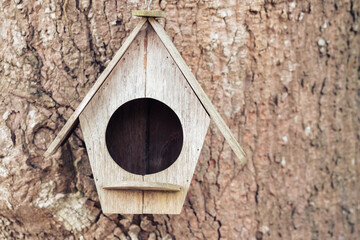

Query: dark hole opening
left=105, top=98, right=183, bottom=175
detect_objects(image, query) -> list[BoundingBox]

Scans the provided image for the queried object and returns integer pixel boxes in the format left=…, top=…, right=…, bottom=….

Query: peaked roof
left=45, top=17, right=246, bottom=165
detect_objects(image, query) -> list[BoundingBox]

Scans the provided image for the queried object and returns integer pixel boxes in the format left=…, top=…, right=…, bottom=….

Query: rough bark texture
left=0, top=0, right=359, bottom=239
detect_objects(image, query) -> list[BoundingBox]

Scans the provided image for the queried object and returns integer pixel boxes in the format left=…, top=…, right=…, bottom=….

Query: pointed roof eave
left=45, top=17, right=246, bottom=167
left=44, top=18, right=147, bottom=157
left=148, top=18, right=246, bottom=165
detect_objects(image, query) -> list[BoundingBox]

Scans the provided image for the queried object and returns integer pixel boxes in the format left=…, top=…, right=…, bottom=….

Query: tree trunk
left=0, top=0, right=358, bottom=239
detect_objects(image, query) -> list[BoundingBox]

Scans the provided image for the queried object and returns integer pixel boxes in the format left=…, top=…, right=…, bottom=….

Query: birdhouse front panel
left=79, top=22, right=210, bottom=214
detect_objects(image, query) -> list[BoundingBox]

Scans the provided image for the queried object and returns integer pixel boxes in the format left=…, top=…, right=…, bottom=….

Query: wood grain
left=143, top=25, right=210, bottom=214
left=79, top=23, right=148, bottom=214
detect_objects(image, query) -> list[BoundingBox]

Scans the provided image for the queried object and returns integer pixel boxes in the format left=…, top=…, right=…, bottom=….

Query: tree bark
left=0, top=0, right=358, bottom=239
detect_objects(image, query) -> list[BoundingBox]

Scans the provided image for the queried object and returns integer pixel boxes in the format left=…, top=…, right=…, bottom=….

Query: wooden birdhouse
left=45, top=15, right=246, bottom=214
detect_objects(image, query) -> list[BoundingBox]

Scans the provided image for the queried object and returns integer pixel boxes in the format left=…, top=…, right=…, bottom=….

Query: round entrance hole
left=105, top=98, right=183, bottom=175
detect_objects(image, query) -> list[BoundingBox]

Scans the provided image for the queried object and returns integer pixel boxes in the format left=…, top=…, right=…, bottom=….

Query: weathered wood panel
left=143, top=25, right=210, bottom=214
left=79, top=23, right=148, bottom=214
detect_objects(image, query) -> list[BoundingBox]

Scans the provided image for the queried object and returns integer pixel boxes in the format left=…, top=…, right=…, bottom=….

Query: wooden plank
left=132, top=10, right=165, bottom=18
left=103, top=181, right=181, bottom=192
left=143, top=25, right=210, bottom=214
left=148, top=18, right=246, bottom=166
left=44, top=18, right=147, bottom=157
left=79, top=23, right=148, bottom=214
